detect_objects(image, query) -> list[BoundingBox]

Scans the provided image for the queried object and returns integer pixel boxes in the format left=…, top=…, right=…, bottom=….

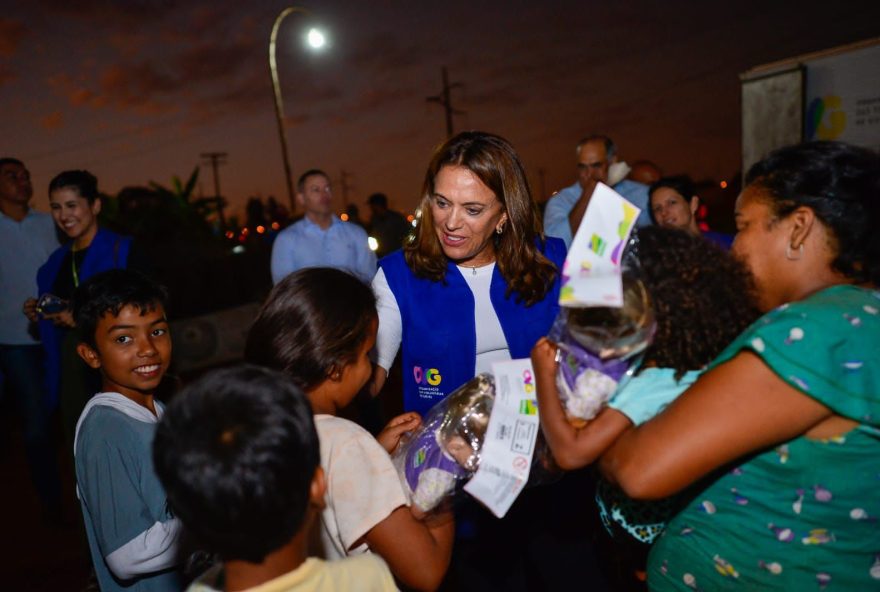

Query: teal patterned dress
left=648, top=285, right=880, bottom=591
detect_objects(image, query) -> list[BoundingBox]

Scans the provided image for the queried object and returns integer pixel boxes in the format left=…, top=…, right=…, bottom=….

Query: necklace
left=71, top=249, right=80, bottom=288
left=471, top=266, right=477, bottom=276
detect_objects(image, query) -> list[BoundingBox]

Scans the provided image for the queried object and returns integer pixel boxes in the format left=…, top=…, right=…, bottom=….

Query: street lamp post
left=268, top=7, right=326, bottom=215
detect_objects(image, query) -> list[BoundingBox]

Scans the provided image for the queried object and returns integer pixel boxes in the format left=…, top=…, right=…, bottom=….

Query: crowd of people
left=1, top=130, right=878, bottom=592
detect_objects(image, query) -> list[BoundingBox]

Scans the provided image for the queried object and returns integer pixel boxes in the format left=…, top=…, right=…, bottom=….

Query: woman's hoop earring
left=496, top=225, right=504, bottom=235
left=785, top=243, right=804, bottom=261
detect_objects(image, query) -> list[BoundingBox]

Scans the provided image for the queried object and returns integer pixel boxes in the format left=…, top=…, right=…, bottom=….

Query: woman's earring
left=496, top=225, right=504, bottom=235
left=785, top=243, right=804, bottom=261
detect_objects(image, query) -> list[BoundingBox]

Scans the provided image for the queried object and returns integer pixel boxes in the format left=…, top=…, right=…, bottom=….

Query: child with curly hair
left=532, top=226, right=759, bottom=546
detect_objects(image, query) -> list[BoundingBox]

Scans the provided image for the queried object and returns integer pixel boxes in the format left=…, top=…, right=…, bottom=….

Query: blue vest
left=380, top=237, right=566, bottom=416
left=36, top=228, right=132, bottom=408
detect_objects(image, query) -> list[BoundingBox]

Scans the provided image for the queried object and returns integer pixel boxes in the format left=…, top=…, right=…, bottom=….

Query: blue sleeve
left=76, top=414, right=172, bottom=556
left=270, top=230, right=296, bottom=285
left=352, top=226, right=378, bottom=284
left=608, top=369, right=700, bottom=426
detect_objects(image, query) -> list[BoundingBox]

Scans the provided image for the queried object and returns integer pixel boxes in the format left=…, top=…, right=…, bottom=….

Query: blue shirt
left=76, top=400, right=181, bottom=592
left=270, top=215, right=377, bottom=284
left=0, top=209, right=59, bottom=344
left=543, top=180, right=652, bottom=247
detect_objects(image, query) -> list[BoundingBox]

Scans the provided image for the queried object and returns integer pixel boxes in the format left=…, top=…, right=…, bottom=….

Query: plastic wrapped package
left=392, top=374, right=494, bottom=514
left=550, top=266, right=656, bottom=427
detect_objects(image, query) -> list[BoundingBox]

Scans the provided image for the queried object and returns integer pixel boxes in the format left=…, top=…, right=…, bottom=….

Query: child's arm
left=362, top=505, right=454, bottom=592
left=532, top=337, right=633, bottom=470
left=104, top=518, right=182, bottom=579
left=376, top=411, right=421, bottom=453
left=76, top=412, right=181, bottom=580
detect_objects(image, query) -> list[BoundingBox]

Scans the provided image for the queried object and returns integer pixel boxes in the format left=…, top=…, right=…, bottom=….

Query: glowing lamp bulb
left=367, top=236, right=379, bottom=252
left=307, top=28, right=326, bottom=49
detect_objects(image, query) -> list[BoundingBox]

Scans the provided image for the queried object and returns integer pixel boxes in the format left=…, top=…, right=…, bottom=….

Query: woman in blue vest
left=372, top=132, right=610, bottom=591
left=371, top=131, right=566, bottom=417
left=24, top=170, right=134, bottom=450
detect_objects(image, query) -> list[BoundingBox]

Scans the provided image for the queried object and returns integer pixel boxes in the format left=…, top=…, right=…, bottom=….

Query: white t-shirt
left=315, top=415, right=408, bottom=559
left=372, top=263, right=511, bottom=375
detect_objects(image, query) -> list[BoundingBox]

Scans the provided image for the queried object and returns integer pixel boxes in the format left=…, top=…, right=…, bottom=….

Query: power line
left=201, top=152, right=228, bottom=229
left=426, top=66, right=465, bottom=137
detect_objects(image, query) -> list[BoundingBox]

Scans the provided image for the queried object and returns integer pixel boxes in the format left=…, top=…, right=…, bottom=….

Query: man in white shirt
left=544, top=135, right=652, bottom=247
left=270, top=169, right=377, bottom=284
left=0, top=157, right=63, bottom=523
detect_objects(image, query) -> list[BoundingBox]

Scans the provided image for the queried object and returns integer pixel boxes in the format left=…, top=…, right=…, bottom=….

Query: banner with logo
left=805, top=42, right=880, bottom=151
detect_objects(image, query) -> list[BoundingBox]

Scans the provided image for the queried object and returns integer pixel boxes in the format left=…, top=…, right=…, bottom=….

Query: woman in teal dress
left=600, top=141, right=880, bottom=590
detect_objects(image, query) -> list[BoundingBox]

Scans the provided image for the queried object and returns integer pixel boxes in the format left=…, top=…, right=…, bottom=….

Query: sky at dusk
left=4, top=0, right=879, bottom=221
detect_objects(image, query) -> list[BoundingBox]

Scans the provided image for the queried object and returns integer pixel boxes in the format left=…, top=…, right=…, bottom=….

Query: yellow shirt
left=187, top=555, right=398, bottom=592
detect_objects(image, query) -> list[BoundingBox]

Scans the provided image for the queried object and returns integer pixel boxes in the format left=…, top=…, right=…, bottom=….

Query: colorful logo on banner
left=806, top=96, right=846, bottom=140
left=413, top=366, right=442, bottom=386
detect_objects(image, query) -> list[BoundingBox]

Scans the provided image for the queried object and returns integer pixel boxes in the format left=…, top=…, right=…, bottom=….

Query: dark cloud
left=0, top=64, right=14, bottom=88
left=348, top=32, right=425, bottom=73
left=39, top=110, right=64, bottom=131
left=0, top=18, right=27, bottom=57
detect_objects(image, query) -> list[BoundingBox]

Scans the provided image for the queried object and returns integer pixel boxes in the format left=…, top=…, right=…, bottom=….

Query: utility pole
left=339, top=169, right=354, bottom=208
left=200, top=151, right=228, bottom=229
left=426, top=66, right=464, bottom=137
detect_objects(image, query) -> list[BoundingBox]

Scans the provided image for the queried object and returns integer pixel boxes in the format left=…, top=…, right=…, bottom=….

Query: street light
left=268, top=7, right=327, bottom=214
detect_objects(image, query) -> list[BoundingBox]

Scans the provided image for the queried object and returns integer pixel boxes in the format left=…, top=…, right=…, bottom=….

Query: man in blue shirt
left=0, top=157, right=63, bottom=524
left=270, top=169, right=377, bottom=284
left=544, top=135, right=652, bottom=247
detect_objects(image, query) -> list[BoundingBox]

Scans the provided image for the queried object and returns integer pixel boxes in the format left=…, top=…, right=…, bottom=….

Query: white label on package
left=464, top=358, right=539, bottom=517
left=559, top=182, right=640, bottom=307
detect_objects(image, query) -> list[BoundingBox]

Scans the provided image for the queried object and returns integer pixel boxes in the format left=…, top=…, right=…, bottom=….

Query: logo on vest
left=413, top=366, right=442, bottom=386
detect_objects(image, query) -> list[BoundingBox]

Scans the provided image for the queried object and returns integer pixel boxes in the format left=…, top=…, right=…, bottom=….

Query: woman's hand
left=23, top=298, right=39, bottom=322
left=377, top=411, right=421, bottom=454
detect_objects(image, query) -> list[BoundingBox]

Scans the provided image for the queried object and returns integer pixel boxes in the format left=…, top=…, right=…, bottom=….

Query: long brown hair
left=404, top=131, right=558, bottom=305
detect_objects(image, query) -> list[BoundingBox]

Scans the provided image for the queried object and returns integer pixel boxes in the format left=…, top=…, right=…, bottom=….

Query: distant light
left=720, top=180, right=728, bottom=189
left=411, top=219, right=418, bottom=227
left=242, top=227, right=249, bottom=234
left=256, top=225, right=266, bottom=234
left=406, top=214, right=415, bottom=222
left=340, top=213, right=349, bottom=221
left=367, top=236, right=379, bottom=251
left=232, top=245, right=246, bottom=254
left=271, top=222, right=280, bottom=230
left=225, top=231, right=234, bottom=239
left=307, top=28, right=326, bottom=49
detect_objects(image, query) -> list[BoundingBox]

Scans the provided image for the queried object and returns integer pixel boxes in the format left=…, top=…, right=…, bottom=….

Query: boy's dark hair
left=244, top=267, right=376, bottom=391
left=73, top=269, right=169, bottom=348
left=153, top=364, right=319, bottom=563
left=635, top=226, right=760, bottom=379
left=0, top=157, right=24, bottom=168
left=49, top=169, right=100, bottom=204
